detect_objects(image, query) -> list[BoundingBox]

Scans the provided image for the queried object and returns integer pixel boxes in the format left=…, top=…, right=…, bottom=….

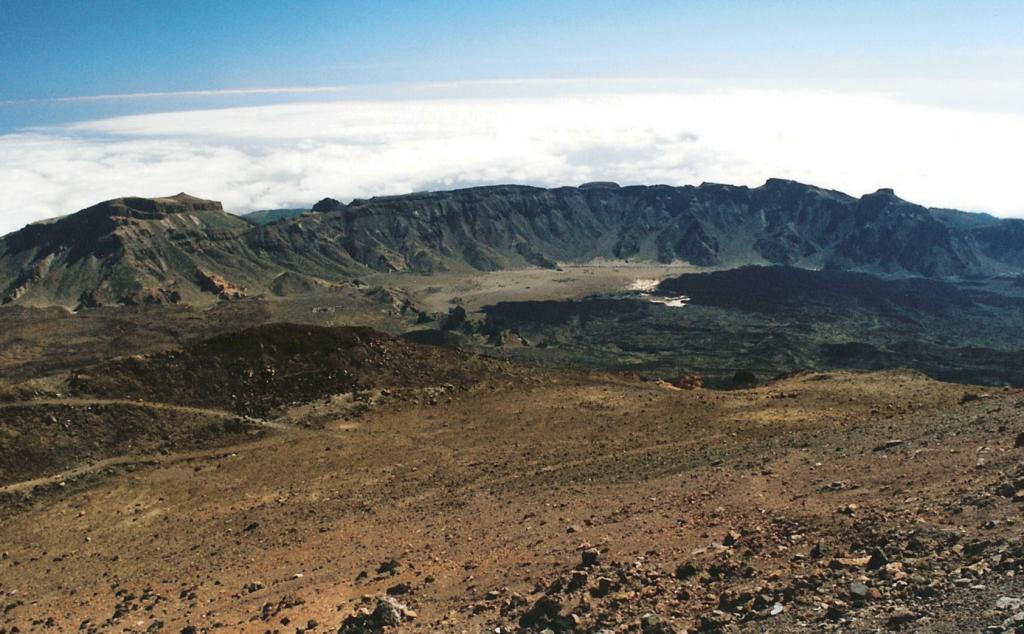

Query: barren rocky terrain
left=2, top=183, right=1024, bottom=633
left=1, top=323, right=1022, bottom=633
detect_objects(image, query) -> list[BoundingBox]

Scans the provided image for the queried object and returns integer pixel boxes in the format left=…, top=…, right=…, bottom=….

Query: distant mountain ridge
left=2, top=180, right=1023, bottom=307
left=241, top=207, right=310, bottom=224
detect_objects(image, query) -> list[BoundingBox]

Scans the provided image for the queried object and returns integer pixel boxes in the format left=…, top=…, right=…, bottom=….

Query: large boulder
left=338, top=596, right=415, bottom=633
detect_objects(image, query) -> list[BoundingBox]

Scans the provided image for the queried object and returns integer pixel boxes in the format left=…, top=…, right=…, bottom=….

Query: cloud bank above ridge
left=1, top=87, right=1021, bottom=235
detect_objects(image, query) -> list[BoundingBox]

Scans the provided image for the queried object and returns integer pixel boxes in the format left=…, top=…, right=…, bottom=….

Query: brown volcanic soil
left=1, top=364, right=1022, bottom=633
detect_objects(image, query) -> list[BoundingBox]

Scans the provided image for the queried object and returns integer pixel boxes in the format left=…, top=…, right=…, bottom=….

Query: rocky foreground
left=1, top=364, right=1022, bottom=633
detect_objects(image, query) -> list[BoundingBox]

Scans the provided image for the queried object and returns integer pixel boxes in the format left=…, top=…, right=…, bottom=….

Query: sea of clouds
left=0, top=87, right=1021, bottom=235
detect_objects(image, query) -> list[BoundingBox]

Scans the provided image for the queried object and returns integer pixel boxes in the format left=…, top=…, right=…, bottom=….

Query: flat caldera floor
left=363, top=261, right=700, bottom=313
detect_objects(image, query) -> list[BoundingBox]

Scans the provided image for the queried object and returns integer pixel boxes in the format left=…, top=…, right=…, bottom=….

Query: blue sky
left=1, top=1, right=1023, bottom=232
left=4, top=1, right=1023, bottom=124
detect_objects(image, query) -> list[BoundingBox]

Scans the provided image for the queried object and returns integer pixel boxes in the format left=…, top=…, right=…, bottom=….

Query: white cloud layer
left=1, top=88, right=1022, bottom=236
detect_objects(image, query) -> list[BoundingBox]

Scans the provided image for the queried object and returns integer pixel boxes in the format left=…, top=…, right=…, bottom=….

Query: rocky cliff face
left=2, top=181, right=1023, bottom=307
left=251, top=179, right=1022, bottom=277
left=0, top=194, right=266, bottom=307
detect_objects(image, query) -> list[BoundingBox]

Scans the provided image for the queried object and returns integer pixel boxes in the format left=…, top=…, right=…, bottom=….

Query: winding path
left=0, top=397, right=309, bottom=496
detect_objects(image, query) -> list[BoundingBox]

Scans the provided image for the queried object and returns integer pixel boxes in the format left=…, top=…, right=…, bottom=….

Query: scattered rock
left=338, top=596, right=415, bottom=633
left=849, top=581, right=869, bottom=600
left=866, top=547, right=890, bottom=570
left=1004, top=610, right=1024, bottom=630
left=259, top=594, right=304, bottom=622
left=996, top=597, right=1023, bottom=612
left=580, top=548, right=601, bottom=568
left=887, top=608, right=918, bottom=627
left=825, top=601, right=848, bottom=621
left=830, top=555, right=871, bottom=569
left=640, top=612, right=677, bottom=634
left=519, top=596, right=571, bottom=631
left=675, top=562, right=699, bottom=580
left=723, top=530, right=742, bottom=547
left=385, top=582, right=411, bottom=596
left=373, top=597, right=413, bottom=626
left=699, top=610, right=733, bottom=630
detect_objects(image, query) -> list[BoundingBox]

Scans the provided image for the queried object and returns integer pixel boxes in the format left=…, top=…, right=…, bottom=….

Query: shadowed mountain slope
left=279, top=180, right=1024, bottom=277
left=3, top=181, right=1024, bottom=307
left=0, top=194, right=271, bottom=307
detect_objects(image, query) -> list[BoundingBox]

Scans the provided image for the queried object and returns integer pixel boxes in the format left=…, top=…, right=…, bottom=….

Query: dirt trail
left=0, top=397, right=241, bottom=418
left=0, top=435, right=280, bottom=496
left=0, top=398, right=313, bottom=496
left=0, top=424, right=318, bottom=498
left=0, top=397, right=315, bottom=432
